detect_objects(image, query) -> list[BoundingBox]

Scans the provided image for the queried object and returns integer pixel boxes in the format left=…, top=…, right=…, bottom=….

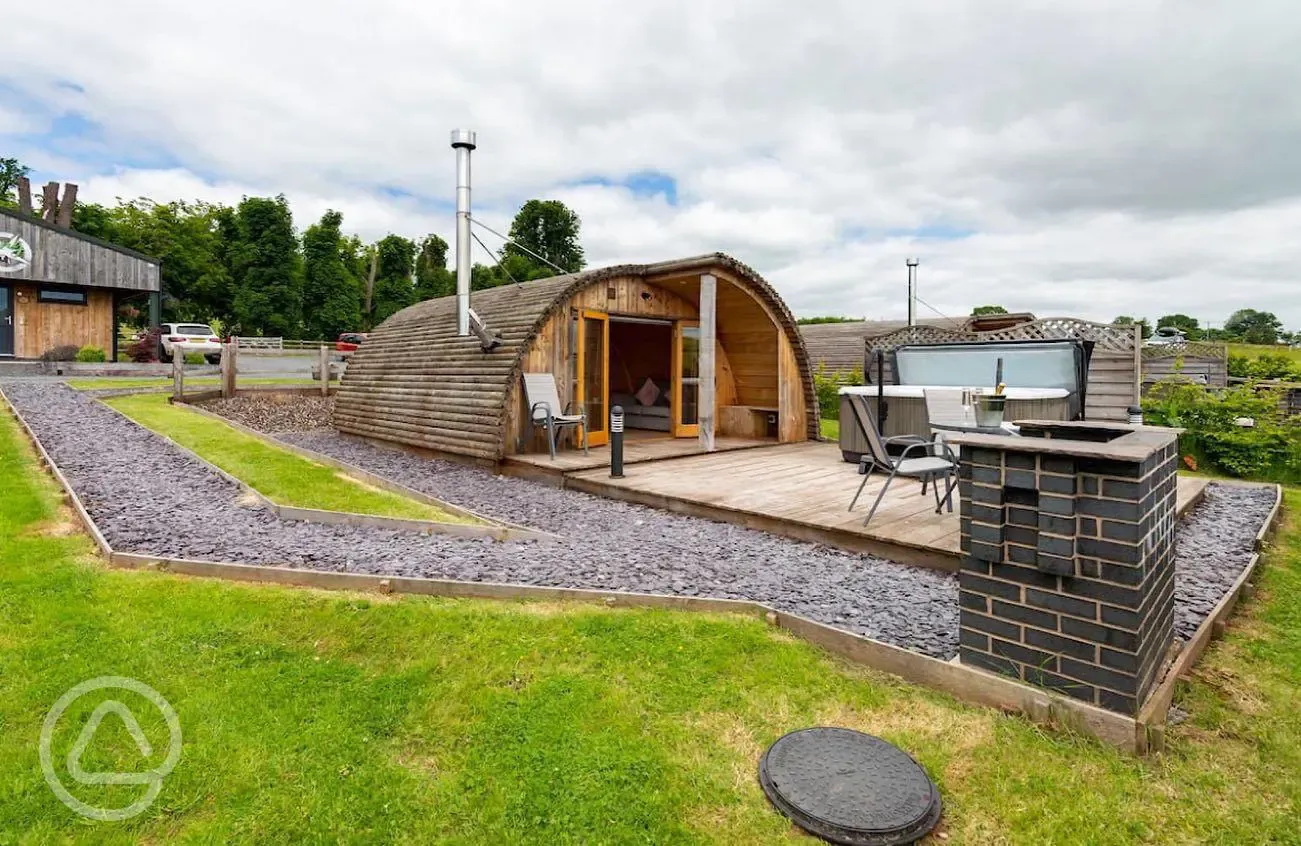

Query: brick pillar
left=956, top=424, right=1179, bottom=715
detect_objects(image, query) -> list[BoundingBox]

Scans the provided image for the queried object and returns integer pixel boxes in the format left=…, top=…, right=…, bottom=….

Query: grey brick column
left=955, top=423, right=1179, bottom=715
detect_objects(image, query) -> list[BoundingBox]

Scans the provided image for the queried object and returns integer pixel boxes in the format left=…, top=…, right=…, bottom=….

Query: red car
left=335, top=332, right=367, bottom=353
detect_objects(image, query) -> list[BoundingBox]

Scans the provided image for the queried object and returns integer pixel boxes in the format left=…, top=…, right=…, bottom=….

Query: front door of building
left=672, top=321, right=701, bottom=437
left=576, top=309, right=609, bottom=447
left=0, top=286, right=12, bottom=357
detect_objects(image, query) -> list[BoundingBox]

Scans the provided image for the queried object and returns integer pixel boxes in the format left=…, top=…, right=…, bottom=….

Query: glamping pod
left=334, top=253, right=818, bottom=463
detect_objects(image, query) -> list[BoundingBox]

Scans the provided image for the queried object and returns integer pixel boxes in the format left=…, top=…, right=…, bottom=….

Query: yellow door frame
left=576, top=309, right=610, bottom=447
left=672, top=320, right=700, bottom=437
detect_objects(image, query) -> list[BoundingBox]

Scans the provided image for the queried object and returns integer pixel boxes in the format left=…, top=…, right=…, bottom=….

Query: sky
left=4, top=1, right=1301, bottom=328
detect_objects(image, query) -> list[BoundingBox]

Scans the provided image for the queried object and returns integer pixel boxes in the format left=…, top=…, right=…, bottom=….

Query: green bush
left=184, top=352, right=206, bottom=365
left=74, top=346, right=107, bottom=363
left=1143, top=379, right=1301, bottom=481
left=813, top=365, right=864, bottom=418
left=1227, top=351, right=1301, bottom=381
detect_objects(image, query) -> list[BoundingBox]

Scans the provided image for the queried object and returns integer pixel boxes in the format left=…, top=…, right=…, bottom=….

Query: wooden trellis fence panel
left=863, top=318, right=1141, bottom=422
left=1141, top=342, right=1228, bottom=390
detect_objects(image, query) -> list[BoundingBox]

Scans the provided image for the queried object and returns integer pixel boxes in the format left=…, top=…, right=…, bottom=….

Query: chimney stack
left=450, top=129, right=477, bottom=337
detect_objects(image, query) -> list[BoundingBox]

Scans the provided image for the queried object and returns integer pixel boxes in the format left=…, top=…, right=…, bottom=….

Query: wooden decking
left=503, top=433, right=775, bottom=474
left=561, top=441, right=1210, bottom=571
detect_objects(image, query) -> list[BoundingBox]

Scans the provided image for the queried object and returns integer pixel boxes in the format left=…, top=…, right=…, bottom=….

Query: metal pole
left=451, top=129, right=477, bottom=337
left=905, top=258, right=918, bottom=327
left=610, top=405, right=624, bottom=478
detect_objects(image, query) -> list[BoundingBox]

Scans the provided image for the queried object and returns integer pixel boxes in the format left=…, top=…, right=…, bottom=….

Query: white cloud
left=4, top=0, right=1301, bottom=327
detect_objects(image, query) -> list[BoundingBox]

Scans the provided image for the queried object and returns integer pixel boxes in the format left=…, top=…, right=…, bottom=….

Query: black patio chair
left=845, top=394, right=959, bottom=526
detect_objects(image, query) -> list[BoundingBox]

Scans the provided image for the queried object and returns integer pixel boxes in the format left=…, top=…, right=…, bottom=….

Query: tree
left=1154, top=313, right=1201, bottom=340
left=369, top=234, right=417, bottom=325
left=302, top=210, right=362, bottom=340
left=0, top=157, right=29, bottom=208
left=414, top=234, right=454, bottom=300
left=503, top=199, right=585, bottom=277
left=971, top=305, right=1009, bottom=316
left=470, top=262, right=504, bottom=292
left=1112, top=315, right=1152, bottom=340
left=227, top=195, right=303, bottom=336
left=1225, top=309, right=1284, bottom=345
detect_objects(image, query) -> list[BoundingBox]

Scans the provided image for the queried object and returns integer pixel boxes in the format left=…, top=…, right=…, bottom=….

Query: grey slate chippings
left=1170, top=483, right=1274, bottom=641
left=3, top=382, right=1273, bottom=664
left=4, top=382, right=958, bottom=658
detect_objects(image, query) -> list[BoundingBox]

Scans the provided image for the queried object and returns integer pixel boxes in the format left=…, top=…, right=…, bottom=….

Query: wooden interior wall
left=777, top=331, right=809, bottom=441
left=715, top=279, right=778, bottom=409
left=12, top=285, right=113, bottom=358
left=503, top=277, right=741, bottom=454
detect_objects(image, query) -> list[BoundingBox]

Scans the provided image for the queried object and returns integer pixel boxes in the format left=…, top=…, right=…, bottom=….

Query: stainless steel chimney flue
left=451, top=129, right=477, bottom=337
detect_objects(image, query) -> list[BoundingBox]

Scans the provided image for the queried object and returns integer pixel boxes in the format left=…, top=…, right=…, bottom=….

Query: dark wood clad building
left=0, top=207, right=160, bottom=360
left=335, top=253, right=818, bottom=463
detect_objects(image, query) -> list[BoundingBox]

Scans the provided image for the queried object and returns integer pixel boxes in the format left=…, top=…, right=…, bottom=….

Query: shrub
left=75, top=346, right=107, bottom=363
left=813, top=364, right=865, bottom=418
left=126, top=327, right=162, bottom=363
left=1143, top=379, right=1301, bottom=481
left=1227, top=351, right=1301, bottom=381
left=40, top=344, right=81, bottom=362
left=184, top=352, right=205, bottom=365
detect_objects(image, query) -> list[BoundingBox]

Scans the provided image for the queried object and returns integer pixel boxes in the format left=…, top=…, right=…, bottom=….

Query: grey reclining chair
left=845, top=394, right=958, bottom=526
left=523, top=372, right=588, bottom=460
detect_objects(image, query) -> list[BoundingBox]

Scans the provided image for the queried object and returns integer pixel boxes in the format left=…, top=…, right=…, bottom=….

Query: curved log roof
left=334, top=253, right=818, bottom=461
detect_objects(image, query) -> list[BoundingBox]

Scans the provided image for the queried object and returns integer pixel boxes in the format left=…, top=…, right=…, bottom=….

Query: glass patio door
left=0, top=287, right=12, bottom=357
left=576, top=309, right=609, bottom=447
left=672, top=321, right=700, bottom=437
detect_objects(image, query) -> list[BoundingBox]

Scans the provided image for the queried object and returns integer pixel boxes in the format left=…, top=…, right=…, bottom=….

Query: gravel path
left=3, top=382, right=1273, bottom=662
left=1171, top=483, right=1275, bottom=641
left=281, top=430, right=1276, bottom=646
left=3, top=382, right=961, bottom=658
left=196, top=395, right=335, bottom=433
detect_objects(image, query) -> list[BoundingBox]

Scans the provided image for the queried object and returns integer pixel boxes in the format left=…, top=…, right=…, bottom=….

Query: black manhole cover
left=759, top=727, right=941, bottom=845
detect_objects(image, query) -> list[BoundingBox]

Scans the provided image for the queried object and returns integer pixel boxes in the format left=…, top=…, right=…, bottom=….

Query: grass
left=2, top=410, right=1301, bottom=842
left=65, top=377, right=320, bottom=391
left=1228, top=343, right=1301, bottom=362
left=103, top=393, right=471, bottom=524
left=819, top=417, right=839, bottom=441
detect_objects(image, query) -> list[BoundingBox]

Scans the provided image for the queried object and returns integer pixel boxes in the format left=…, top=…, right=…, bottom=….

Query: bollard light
left=610, top=405, right=625, bottom=478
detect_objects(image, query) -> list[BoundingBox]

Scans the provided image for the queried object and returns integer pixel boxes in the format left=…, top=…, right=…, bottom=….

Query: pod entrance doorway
left=758, top=727, right=941, bottom=845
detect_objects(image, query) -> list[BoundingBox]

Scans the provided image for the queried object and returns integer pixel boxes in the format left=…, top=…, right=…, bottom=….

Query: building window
left=38, top=288, right=88, bottom=305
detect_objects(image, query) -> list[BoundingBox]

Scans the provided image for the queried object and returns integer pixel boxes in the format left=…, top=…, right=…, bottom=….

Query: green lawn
left=2, top=407, right=1300, bottom=842
left=66, top=377, right=320, bottom=391
left=820, top=417, right=839, bottom=441
left=104, top=393, right=469, bottom=524
left=1228, top=343, right=1301, bottom=363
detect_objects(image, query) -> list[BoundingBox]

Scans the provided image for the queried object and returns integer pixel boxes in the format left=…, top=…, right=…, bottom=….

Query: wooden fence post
left=319, top=345, right=330, bottom=397
left=172, top=345, right=184, bottom=400
left=221, top=341, right=237, bottom=399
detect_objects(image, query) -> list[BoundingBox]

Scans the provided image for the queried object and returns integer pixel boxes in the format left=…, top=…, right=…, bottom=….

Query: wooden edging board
left=1136, top=482, right=1284, bottom=752
left=87, top=394, right=552, bottom=544
left=172, top=398, right=554, bottom=541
